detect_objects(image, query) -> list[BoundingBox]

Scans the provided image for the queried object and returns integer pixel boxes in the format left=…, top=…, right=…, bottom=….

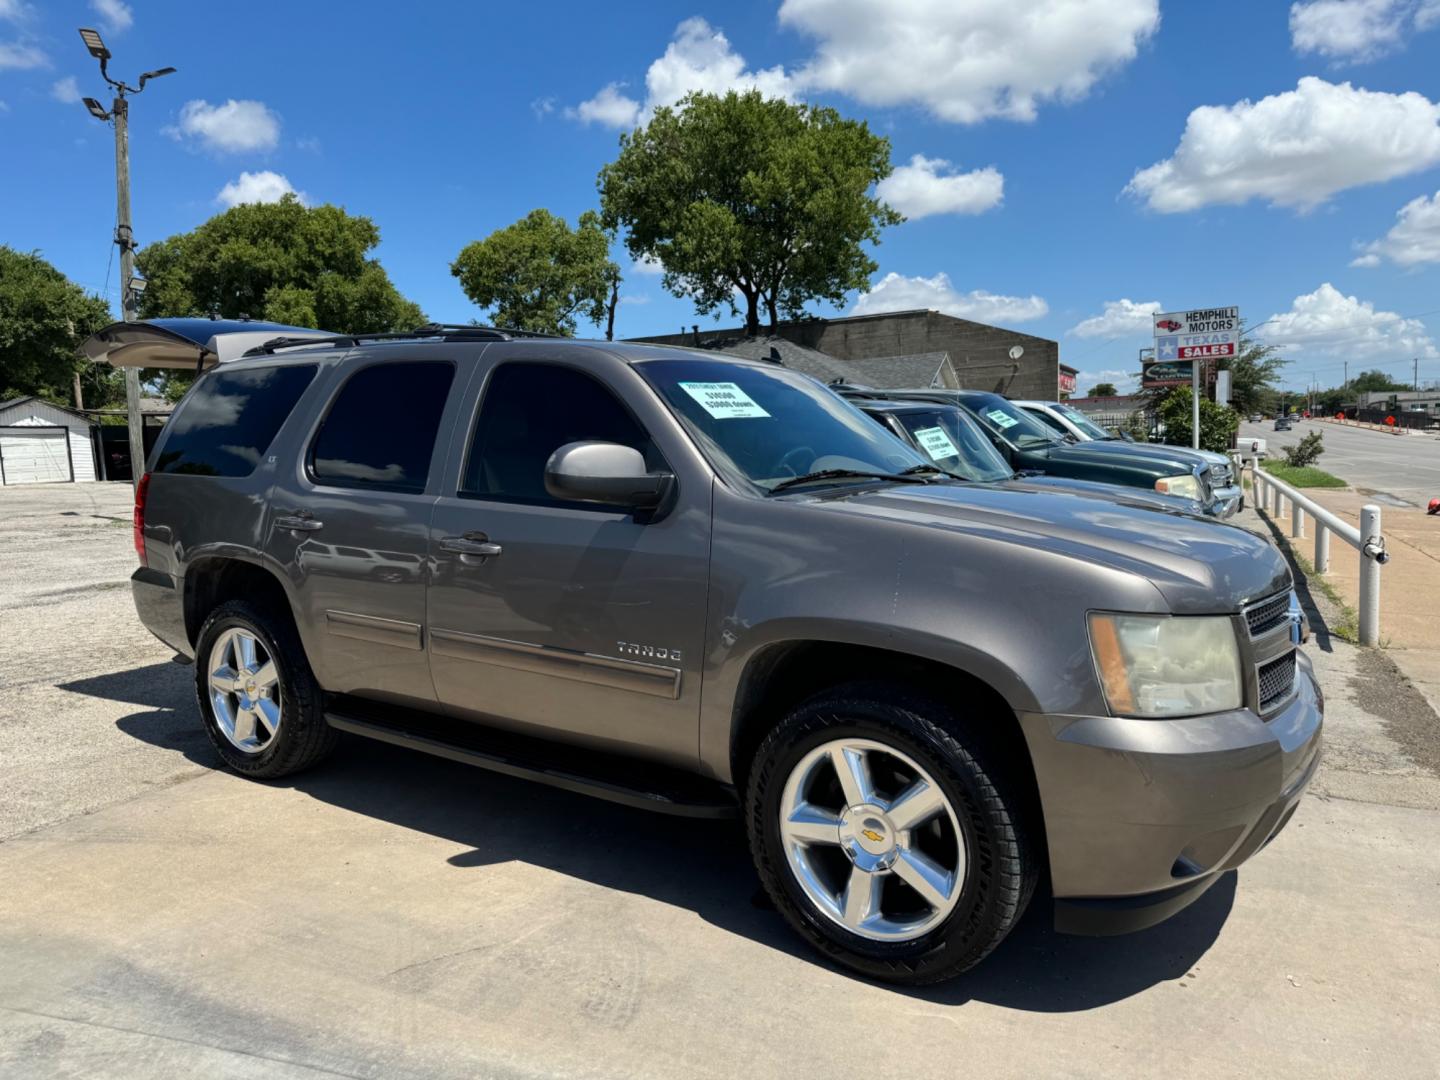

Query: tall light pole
left=77, top=27, right=175, bottom=489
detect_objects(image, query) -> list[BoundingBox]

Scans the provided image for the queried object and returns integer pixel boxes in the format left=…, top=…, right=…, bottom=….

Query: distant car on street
left=1249, top=414, right=1263, bottom=423
left=1274, top=418, right=1292, bottom=432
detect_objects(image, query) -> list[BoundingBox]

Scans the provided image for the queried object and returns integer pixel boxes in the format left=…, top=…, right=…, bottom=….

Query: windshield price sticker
left=985, top=409, right=1019, bottom=430
left=679, top=381, right=770, bottom=419
left=913, top=426, right=960, bottom=460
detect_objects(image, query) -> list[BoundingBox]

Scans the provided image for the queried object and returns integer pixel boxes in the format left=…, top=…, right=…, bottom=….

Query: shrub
left=1283, top=430, right=1324, bottom=468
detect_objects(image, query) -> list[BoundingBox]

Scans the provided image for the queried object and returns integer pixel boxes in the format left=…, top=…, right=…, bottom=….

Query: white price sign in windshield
left=985, top=408, right=1019, bottom=430
left=679, top=381, right=770, bottom=420
left=913, top=425, right=959, bottom=460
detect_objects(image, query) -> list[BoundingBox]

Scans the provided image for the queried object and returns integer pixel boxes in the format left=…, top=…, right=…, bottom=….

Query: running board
left=325, top=709, right=737, bottom=820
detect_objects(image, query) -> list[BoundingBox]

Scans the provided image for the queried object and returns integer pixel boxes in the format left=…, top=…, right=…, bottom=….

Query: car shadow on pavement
left=59, top=662, right=221, bottom=768
left=84, top=666, right=1235, bottom=1012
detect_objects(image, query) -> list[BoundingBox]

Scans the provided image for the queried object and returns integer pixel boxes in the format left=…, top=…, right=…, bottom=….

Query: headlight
left=1154, top=473, right=1202, bottom=499
left=1089, top=613, right=1242, bottom=717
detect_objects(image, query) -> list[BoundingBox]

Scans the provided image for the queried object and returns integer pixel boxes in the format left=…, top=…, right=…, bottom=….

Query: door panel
left=425, top=357, right=712, bottom=767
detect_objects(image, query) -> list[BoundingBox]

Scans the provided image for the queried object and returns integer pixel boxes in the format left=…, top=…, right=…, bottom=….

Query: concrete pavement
left=1241, top=417, right=1440, bottom=508
left=3, top=483, right=1440, bottom=1079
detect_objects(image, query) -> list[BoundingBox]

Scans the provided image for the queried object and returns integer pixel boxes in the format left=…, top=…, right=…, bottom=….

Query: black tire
left=745, top=683, right=1037, bottom=985
left=193, top=598, right=337, bottom=779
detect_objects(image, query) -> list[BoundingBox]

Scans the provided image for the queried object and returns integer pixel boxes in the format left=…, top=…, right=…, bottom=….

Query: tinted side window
left=1030, top=409, right=1069, bottom=435
left=310, top=361, right=455, bottom=493
left=463, top=363, right=662, bottom=505
left=155, top=365, right=317, bottom=477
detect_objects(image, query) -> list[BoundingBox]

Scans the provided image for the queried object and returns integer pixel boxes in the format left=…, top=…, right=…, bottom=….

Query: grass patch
left=1259, top=461, right=1347, bottom=488
left=1290, top=549, right=1360, bottom=643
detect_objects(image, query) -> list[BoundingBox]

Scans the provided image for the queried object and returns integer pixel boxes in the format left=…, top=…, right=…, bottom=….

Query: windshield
left=1055, top=404, right=1116, bottom=441
left=888, top=407, right=1013, bottom=482
left=637, top=359, right=929, bottom=492
left=958, top=393, right=1063, bottom=450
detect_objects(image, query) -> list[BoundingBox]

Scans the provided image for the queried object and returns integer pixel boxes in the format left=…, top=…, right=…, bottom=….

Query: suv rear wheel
left=193, top=599, right=336, bottom=779
left=745, top=684, right=1036, bottom=984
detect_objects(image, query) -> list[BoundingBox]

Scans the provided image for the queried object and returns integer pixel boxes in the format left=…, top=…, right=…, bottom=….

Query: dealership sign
left=1153, top=307, right=1239, bottom=336
left=1153, top=305, right=1240, bottom=363
left=1142, top=359, right=1194, bottom=388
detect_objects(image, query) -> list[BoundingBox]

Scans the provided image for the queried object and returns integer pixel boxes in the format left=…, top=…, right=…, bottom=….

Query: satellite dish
left=1008, top=345, right=1024, bottom=361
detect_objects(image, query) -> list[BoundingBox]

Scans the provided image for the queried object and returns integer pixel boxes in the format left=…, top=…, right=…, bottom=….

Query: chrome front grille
left=1209, top=463, right=1233, bottom=486
left=1245, top=593, right=1291, bottom=638
left=1257, top=651, right=1298, bottom=713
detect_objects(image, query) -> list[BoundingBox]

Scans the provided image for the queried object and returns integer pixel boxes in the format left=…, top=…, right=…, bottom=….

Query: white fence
left=1236, top=454, right=1388, bottom=646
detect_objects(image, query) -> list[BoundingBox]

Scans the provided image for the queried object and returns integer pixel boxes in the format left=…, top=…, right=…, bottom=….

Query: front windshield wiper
left=769, top=468, right=937, bottom=494
left=898, top=464, right=947, bottom=477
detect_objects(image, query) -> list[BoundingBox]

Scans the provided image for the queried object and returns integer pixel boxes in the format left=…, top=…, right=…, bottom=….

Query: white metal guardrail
left=1234, top=453, right=1388, bottom=646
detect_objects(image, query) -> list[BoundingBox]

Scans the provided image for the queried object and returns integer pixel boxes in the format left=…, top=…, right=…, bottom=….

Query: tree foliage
left=451, top=209, right=618, bottom=336
left=599, top=90, right=903, bottom=335
left=135, top=195, right=424, bottom=334
left=0, top=245, right=116, bottom=405
left=1088, top=382, right=1118, bottom=396
left=1348, top=369, right=1410, bottom=393
left=1219, top=328, right=1287, bottom=415
left=1158, top=386, right=1239, bottom=453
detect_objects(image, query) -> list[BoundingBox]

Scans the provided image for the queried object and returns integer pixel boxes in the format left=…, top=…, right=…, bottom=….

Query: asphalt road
left=3, top=483, right=1440, bottom=1079
left=1241, top=418, right=1440, bottom=507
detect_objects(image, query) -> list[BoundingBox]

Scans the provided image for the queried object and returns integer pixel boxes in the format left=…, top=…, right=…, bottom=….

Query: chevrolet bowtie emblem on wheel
left=861, top=827, right=885, bottom=843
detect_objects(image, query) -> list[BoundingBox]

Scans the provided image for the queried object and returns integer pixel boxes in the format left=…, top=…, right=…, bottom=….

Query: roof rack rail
left=241, top=322, right=562, bottom=357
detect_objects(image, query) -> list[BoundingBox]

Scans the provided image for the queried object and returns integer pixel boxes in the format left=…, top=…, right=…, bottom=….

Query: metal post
left=1359, top=504, right=1382, bottom=647
left=1292, top=504, right=1305, bottom=539
left=1191, top=357, right=1200, bottom=450
left=112, top=95, right=145, bottom=489
left=1315, top=524, right=1329, bottom=574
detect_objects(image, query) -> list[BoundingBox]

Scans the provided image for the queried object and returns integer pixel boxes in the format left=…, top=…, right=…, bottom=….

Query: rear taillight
left=133, top=472, right=151, bottom=565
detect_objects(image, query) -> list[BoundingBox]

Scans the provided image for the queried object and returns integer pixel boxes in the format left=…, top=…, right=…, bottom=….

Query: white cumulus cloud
left=781, top=0, right=1159, bottom=124
left=573, top=17, right=792, bottom=128
left=50, top=75, right=80, bottom=103
left=1290, top=0, right=1437, bottom=62
left=1073, top=368, right=1138, bottom=394
left=216, top=171, right=308, bottom=209
left=89, top=0, right=132, bottom=34
left=0, top=40, right=45, bottom=69
left=1353, top=189, right=1440, bottom=267
left=876, top=155, right=1003, bottom=219
left=1068, top=299, right=1162, bottom=338
left=852, top=271, right=1048, bottom=324
left=1126, top=77, right=1440, bottom=212
left=1257, top=282, right=1437, bottom=359
left=167, top=99, right=280, bottom=153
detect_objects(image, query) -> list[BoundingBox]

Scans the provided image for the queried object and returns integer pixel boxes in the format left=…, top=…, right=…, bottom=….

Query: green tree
left=1219, top=329, right=1287, bottom=415
left=0, top=246, right=115, bottom=405
left=451, top=209, right=619, bottom=336
left=1088, top=382, right=1118, bottom=396
left=599, top=90, right=903, bottom=336
left=135, top=195, right=424, bottom=334
left=1159, top=386, right=1239, bottom=453
left=1348, top=369, right=1410, bottom=393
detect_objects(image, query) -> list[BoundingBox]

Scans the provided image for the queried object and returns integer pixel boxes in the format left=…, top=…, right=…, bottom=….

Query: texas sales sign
left=1153, top=306, right=1240, bottom=361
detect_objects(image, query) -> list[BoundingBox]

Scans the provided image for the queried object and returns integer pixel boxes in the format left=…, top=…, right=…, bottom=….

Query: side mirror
left=544, top=441, right=673, bottom=509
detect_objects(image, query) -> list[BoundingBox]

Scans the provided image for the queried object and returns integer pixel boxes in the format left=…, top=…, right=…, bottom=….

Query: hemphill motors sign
left=1153, top=307, right=1240, bottom=361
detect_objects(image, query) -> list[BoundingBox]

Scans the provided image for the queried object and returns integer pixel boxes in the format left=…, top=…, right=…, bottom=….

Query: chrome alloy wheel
left=207, top=627, right=282, bottom=753
left=778, top=738, right=966, bottom=942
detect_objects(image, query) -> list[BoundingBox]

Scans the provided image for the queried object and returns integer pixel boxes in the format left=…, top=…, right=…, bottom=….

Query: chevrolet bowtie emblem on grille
left=861, top=828, right=885, bottom=843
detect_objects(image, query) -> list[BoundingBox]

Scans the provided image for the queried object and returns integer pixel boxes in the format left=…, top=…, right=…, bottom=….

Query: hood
left=1041, top=438, right=1206, bottom=475
left=811, top=482, right=1288, bottom=613
left=82, top=318, right=334, bottom=371
left=1013, top=475, right=1204, bottom=516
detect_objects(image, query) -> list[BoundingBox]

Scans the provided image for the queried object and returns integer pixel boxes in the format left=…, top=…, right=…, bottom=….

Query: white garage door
left=0, top=428, right=72, bottom=484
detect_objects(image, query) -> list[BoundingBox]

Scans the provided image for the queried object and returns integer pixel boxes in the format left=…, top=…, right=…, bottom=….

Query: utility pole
left=1415, top=357, right=1420, bottom=392
left=77, top=27, right=175, bottom=490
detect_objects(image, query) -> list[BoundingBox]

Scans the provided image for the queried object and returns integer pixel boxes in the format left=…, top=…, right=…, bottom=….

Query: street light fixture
left=78, top=26, right=109, bottom=60
left=77, top=27, right=177, bottom=489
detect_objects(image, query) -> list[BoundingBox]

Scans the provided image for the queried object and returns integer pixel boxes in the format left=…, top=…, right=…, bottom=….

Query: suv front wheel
left=193, top=599, right=336, bottom=779
left=746, top=685, right=1036, bottom=984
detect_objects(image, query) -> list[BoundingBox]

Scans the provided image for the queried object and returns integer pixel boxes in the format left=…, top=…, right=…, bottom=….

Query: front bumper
left=1207, top=484, right=1244, bottom=518
left=1020, top=650, right=1322, bottom=936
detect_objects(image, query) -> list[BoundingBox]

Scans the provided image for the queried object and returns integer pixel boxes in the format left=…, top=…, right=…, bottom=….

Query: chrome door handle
left=439, top=536, right=503, bottom=558
left=275, top=514, right=324, bottom=532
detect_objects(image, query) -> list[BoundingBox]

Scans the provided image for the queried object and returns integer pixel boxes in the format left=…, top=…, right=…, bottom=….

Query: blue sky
left=3, top=0, right=1440, bottom=394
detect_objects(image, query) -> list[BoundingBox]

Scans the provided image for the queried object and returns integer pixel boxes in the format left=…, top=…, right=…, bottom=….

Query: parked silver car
left=90, top=319, right=1323, bottom=985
